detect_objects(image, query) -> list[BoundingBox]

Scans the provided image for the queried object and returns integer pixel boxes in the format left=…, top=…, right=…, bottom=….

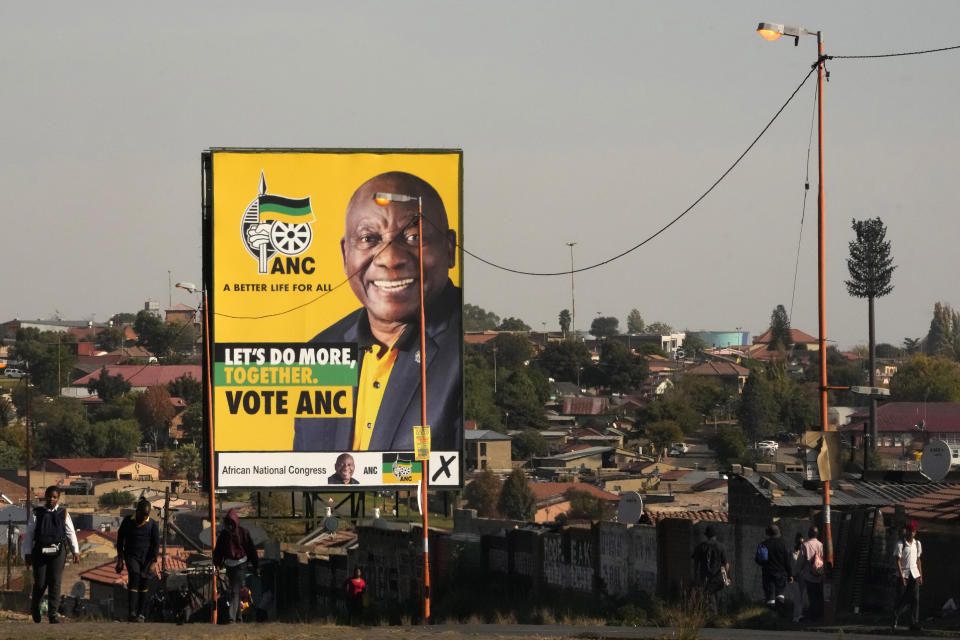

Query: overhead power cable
left=832, top=44, right=960, bottom=60
left=788, top=78, right=819, bottom=323
left=462, top=66, right=817, bottom=277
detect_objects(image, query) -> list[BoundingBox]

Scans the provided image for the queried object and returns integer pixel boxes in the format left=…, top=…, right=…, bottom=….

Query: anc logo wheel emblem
left=240, top=172, right=316, bottom=274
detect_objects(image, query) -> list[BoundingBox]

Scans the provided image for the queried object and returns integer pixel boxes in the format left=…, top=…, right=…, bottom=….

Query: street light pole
left=567, top=242, right=577, bottom=341
left=758, top=21, right=836, bottom=623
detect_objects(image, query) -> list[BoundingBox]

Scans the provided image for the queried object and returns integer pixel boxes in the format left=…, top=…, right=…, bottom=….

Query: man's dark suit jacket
left=293, top=281, right=462, bottom=452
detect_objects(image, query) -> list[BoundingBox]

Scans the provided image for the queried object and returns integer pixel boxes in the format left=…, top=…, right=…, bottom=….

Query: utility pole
left=567, top=242, right=577, bottom=341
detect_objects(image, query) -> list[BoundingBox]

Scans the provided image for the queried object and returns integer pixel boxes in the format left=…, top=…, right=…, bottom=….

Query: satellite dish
left=69, top=581, right=86, bottom=599
left=920, top=439, right=952, bottom=482
left=616, top=491, right=644, bottom=524
left=323, top=516, right=339, bottom=532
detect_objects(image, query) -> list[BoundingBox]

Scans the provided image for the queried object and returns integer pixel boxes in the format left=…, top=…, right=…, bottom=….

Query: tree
left=644, top=420, right=683, bottom=459
left=558, top=309, right=571, bottom=336
left=769, top=305, right=792, bottom=351
left=496, top=369, right=546, bottom=429
left=497, top=468, right=536, bottom=521
left=109, top=312, right=137, bottom=325
left=903, top=337, right=923, bottom=355
left=590, top=316, right=619, bottom=340
left=890, top=354, right=960, bottom=402
left=463, top=470, right=501, bottom=517
left=135, top=385, right=175, bottom=450
left=133, top=310, right=180, bottom=359
left=11, top=328, right=78, bottom=396
left=487, top=333, right=533, bottom=370
left=535, top=340, right=591, bottom=383
left=875, top=343, right=902, bottom=359
left=179, top=403, right=205, bottom=444
left=175, top=444, right=202, bottom=481
left=846, top=216, right=896, bottom=454
left=511, top=429, right=549, bottom=461
left=626, top=309, right=645, bottom=334
left=599, top=340, right=647, bottom=393
left=86, top=367, right=131, bottom=402
left=646, top=321, right=673, bottom=335
left=498, top=317, right=531, bottom=331
left=709, top=427, right=748, bottom=462
left=925, top=302, right=959, bottom=360
left=87, top=419, right=141, bottom=457
left=463, top=303, right=500, bottom=332
left=167, top=374, right=202, bottom=405
left=0, top=396, right=14, bottom=427
left=682, top=334, right=708, bottom=358
left=737, top=369, right=777, bottom=442
left=96, top=326, right=126, bottom=352
left=99, top=490, right=136, bottom=508
left=158, top=450, right=176, bottom=478
left=566, top=489, right=615, bottom=521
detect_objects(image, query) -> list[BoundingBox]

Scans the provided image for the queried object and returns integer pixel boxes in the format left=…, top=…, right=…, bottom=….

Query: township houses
left=526, top=481, right=619, bottom=523
left=840, top=401, right=960, bottom=460
left=464, top=428, right=512, bottom=471
left=37, top=458, right=160, bottom=481
left=71, top=364, right=201, bottom=394
left=683, top=360, right=750, bottom=394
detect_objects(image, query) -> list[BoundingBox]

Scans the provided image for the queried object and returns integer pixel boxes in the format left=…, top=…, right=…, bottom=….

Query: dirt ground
left=0, top=615, right=572, bottom=640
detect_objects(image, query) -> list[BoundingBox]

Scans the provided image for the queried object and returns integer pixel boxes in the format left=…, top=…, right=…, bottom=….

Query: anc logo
left=241, top=173, right=316, bottom=274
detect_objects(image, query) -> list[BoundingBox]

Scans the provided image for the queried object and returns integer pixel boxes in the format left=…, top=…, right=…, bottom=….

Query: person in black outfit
left=23, top=486, right=80, bottom=624
left=115, top=498, right=160, bottom=622
left=214, top=508, right=259, bottom=623
left=760, top=524, right=793, bottom=608
left=691, top=525, right=729, bottom=615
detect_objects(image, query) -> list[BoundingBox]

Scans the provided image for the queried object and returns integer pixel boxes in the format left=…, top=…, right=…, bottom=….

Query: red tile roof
left=879, top=485, right=960, bottom=523
left=81, top=547, right=188, bottom=586
left=528, top=482, right=619, bottom=502
left=659, top=470, right=691, bottom=482
left=753, top=328, right=818, bottom=345
left=0, top=476, right=27, bottom=502
left=72, top=365, right=200, bottom=388
left=38, top=458, right=157, bottom=474
left=640, top=510, right=729, bottom=525
left=561, top=397, right=609, bottom=415
left=840, top=402, right=960, bottom=434
left=464, top=333, right=499, bottom=345
left=685, top=361, right=750, bottom=377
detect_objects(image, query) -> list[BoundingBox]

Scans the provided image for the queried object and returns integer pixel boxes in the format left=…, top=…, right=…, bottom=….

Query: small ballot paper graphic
left=414, top=426, right=431, bottom=461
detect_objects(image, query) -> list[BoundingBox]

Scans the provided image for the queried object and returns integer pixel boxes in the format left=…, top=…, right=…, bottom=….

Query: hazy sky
left=2, top=1, right=958, bottom=350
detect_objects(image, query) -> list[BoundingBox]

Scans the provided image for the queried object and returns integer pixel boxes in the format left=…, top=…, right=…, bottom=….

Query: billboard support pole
left=203, top=292, right=219, bottom=624
left=417, top=198, right=431, bottom=623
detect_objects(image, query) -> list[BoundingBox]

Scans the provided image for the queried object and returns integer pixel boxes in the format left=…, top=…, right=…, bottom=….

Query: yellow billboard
left=204, top=149, right=463, bottom=488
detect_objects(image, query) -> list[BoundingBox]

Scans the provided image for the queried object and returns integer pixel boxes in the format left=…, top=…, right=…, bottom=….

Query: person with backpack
left=799, top=526, right=825, bottom=620
left=757, top=524, right=792, bottom=609
left=115, top=498, right=160, bottom=622
left=22, top=486, right=80, bottom=624
left=691, top=525, right=729, bottom=615
left=214, top=508, right=259, bottom=624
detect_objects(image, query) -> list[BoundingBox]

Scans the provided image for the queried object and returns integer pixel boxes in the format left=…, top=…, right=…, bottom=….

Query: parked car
left=3, top=368, right=25, bottom=379
left=756, top=440, right=779, bottom=450
left=671, top=442, right=689, bottom=454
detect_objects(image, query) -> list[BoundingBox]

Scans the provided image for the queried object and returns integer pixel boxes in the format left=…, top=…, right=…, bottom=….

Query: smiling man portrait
left=293, top=171, right=462, bottom=453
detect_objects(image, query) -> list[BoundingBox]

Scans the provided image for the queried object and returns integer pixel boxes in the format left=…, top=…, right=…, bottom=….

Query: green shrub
left=98, top=490, right=135, bottom=508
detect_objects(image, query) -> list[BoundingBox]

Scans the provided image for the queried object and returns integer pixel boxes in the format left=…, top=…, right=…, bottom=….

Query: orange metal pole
left=815, top=33, right=836, bottom=625
left=203, top=294, right=219, bottom=624
left=417, top=200, right=431, bottom=622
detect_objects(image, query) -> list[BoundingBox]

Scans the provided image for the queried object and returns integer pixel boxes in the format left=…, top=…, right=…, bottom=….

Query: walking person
left=799, top=526, right=825, bottom=620
left=788, top=532, right=807, bottom=622
left=23, top=486, right=80, bottom=624
left=691, top=525, right=729, bottom=616
left=892, top=521, right=923, bottom=631
left=757, top=524, right=793, bottom=610
left=344, top=567, right=366, bottom=625
left=214, top=508, right=259, bottom=624
left=115, top=498, right=160, bottom=622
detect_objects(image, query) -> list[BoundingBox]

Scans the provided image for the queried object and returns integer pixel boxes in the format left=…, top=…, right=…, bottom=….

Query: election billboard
left=202, top=149, right=463, bottom=489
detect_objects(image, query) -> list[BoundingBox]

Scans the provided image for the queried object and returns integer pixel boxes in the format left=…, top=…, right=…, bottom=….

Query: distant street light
left=566, top=242, right=577, bottom=341
left=757, top=19, right=838, bottom=624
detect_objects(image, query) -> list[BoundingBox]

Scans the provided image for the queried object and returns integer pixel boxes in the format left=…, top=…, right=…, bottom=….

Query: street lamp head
left=373, top=192, right=421, bottom=207
left=175, top=282, right=200, bottom=294
left=757, top=21, right=816, bottom=45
